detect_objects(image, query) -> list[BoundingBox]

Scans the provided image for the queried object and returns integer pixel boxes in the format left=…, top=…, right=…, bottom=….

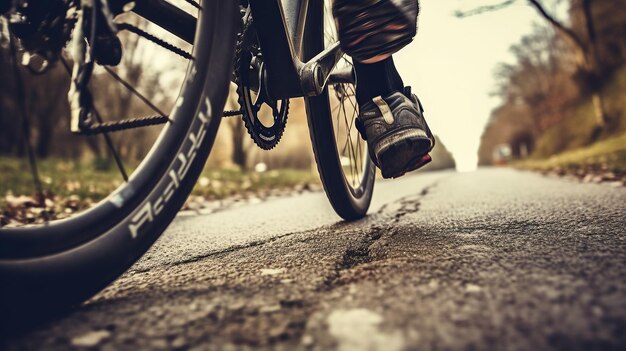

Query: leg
left=354, top=56, right=404, bottom=105
left=332, top=0, right=417, bottom=104
left=333, top=0, right=435, bottom=179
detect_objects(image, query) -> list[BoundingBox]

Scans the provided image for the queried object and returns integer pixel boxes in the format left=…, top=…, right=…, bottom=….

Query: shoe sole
left=374, top=128, right=429, bottom=157
left=377, top=136, right=432, bottom=179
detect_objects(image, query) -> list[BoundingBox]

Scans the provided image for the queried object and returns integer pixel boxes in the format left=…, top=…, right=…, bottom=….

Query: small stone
left=171, top=336, right=187, bottom=349
left=349, top=284, right=358, bottom=295
left=198, top=208, right=214, bottom=215
left=259, top=304, right=282, bottom=313
left=301, top=334, right=314, bottom=346
left=465, top=284, right=482, bottom=293
left=428, top=279, right=440, bottom=289
left=150, top=338, right=169, bottom=349
left=71, top=330, right=111, bottom=347
left=260, top=268, right=285, bottom=276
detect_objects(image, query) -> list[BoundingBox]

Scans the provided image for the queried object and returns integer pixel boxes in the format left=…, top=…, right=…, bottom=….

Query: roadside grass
left=0, top=157, right=126, bottom=201
left=191, top=168, right=320, bottom=199
left=0, top=156, right=319, bottom=209
left=533, top=65, right=626, bottom=158
left=515, top=133, right=626, bottom=173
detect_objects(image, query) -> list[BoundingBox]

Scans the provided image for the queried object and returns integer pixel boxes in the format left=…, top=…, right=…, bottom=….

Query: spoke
left=324, top=1, right=363, bottom=187
left=351, top=102, right=363, bottom=181
left=103, top=66, right=170, bottom=120
left=346, top=81, right=357, bottom=98
left=340, top=102, right=351, bottom=156
left=344, top=96, right=360, bottom=183
left=92, top=107, right=129, bottom=182
left=59, top=57, right=128, bottom=181
left=342, top=87, right=358, bottom=138
left=340, top=99, right=359, bottom=181
left=338, top=96, right=349, bottom=156
left=9, top=35, right=47, bottom=209
left=333, top=90, right=341, bottom=137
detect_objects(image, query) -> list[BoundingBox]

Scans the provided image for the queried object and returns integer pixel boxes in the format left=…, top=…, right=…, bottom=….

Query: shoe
left=356, top=87, right=435, bottom=179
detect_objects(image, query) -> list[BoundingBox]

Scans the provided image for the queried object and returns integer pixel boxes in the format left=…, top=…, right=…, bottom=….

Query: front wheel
left=0, top=0, right=239, bottom=324
left=303, top=0, right=376, bottom=220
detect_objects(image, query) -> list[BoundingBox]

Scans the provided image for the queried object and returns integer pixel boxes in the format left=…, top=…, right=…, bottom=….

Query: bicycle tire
left=302, top=1, right=376, bottom=221
left=0, top=0, right=239, bottom=324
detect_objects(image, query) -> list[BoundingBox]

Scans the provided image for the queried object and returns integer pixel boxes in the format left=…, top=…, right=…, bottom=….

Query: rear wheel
left=0, top=0, right=239, bottom=323
left=303, top=0, right=376, bottom=220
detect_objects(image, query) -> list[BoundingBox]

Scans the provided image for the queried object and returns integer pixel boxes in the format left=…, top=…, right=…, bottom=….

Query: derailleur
left=1, top=0, right=124, bottom=132
left=65, top=0, right=122, bottom=133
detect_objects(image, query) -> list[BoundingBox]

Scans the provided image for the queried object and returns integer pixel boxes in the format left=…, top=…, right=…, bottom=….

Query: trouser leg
left=332, top=0, right=419, bottom=102
left=332, top=0, right=420, bottom=63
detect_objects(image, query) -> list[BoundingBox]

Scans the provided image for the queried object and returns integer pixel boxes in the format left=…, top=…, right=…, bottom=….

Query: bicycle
left=0, top=0, right=375, bottom=322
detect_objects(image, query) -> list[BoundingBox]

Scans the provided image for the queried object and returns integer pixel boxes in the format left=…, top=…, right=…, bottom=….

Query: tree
left=457, top=0, right=622, bottom=128
left=224, top=84, right=251, bottom=170
left=494, top=26, right=578, bottom=133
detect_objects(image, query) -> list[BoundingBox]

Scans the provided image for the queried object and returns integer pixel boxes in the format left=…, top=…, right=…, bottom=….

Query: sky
left=393, top=0, right=540, bottom=171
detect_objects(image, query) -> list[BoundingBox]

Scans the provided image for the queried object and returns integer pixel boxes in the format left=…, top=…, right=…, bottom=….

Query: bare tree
left=457, top=0, right=611, bottom=127
left=224, top=84, right=251, bottom=170
left=494, top=26, right=578, bottom=133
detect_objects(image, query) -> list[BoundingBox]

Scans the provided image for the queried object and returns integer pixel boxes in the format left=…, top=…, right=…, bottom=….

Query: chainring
left=235, top=13, right=289, bottom=151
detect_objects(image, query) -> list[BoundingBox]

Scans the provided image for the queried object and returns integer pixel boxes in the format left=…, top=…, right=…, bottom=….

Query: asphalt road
left=2, top=168, right=625, bottom=351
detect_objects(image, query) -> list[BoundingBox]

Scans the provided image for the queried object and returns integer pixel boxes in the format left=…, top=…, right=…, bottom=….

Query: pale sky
left=394, top=0, right=539, bottom=171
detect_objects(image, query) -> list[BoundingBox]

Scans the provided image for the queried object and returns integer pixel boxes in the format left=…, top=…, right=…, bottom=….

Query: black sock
left=354, top=56, right=404, bottom=105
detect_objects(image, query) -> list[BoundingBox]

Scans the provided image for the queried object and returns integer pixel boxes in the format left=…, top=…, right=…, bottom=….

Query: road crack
left=328, top=181, right=438, bottom=286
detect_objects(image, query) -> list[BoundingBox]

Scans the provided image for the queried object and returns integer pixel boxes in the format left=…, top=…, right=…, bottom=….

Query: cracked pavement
left=1, top=169, right=625, bottom=351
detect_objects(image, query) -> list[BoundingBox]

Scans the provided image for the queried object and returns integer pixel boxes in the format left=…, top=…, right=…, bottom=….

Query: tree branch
left=456, top=0, right=588, bottom=56
left=454, top=0, right=517, bottom=18
left=581, top=0, right=596, bottom=43
left=526, top=0, right=587, bottom=53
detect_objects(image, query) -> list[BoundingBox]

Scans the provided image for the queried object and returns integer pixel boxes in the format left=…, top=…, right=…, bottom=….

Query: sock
left=354, top=56, right=404, bottom=105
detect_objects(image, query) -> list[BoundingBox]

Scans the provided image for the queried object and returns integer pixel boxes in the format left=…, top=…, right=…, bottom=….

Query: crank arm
left=299, top=41, right=344, bottom=96
left=327, top=65, right=356, bottom=85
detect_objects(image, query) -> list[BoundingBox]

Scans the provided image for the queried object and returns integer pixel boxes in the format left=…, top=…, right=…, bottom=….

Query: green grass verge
left=516, top=133, right=626, bottom=173
left=191, top=168, right=319, bottom=199
left=533, top=65, right=626, bottom=158
left=0, top=157, right=319, bottom=204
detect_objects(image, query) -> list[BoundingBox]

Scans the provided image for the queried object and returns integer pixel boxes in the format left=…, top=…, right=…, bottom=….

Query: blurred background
left=1, top=0, right=625, bottom=224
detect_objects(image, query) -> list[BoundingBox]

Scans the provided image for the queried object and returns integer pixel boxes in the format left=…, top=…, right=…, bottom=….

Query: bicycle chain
left=234, top=8, right=289, bottom=150
left=76, top=13, right=243, bottom=135
left=118, top=23, right=193, bottom=60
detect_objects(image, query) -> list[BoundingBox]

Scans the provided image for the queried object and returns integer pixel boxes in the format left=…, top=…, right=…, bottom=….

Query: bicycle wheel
left=0, top=0, right=239, bottom=322
left=303, top=0, right=376, bottom=220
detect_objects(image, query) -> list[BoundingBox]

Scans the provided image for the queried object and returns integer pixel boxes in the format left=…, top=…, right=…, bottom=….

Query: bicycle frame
left=248, top=0, right=346, bottom=99
left=121, top=0, right=347, bottom=100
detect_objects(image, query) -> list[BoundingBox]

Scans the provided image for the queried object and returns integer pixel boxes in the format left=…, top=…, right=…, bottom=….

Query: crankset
left=234, top=8, right=289, bottom=150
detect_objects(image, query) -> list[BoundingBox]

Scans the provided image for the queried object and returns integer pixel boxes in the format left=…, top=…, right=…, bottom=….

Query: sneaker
left=356, top=87, right=435, bottom=179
